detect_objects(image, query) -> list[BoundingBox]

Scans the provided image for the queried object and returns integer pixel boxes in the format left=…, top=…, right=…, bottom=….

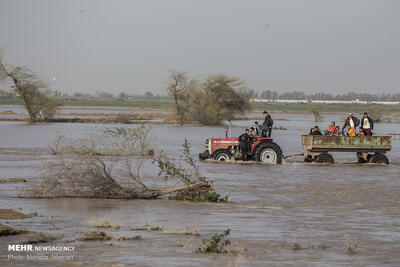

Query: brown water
left=0, top=109, right=399, bottom=266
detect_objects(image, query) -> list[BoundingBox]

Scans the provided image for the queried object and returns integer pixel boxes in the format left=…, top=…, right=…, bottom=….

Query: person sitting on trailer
left=327, top=121, right=336, bottom=136
left=345, top=124, right=356, bottom=136
left=309, top=126, right=322, bottom=135
left=333, top=126, right=343, bottom=136
left=239, top=129, right=252, bottom=160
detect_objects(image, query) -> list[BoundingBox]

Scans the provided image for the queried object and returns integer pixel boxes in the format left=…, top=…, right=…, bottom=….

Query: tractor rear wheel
left=315, top=153, right=334, bottom=164
left=253, top=142, right=283, bottom=164
left=370, top=153, right=389, bottom=164
left=213, top=150, right=232, bottom=161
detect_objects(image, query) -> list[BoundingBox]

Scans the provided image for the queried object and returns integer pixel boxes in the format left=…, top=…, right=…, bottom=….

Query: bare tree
left=166, top=71, right=194, bottom=125
left=0, top=53, right=58, bottom=122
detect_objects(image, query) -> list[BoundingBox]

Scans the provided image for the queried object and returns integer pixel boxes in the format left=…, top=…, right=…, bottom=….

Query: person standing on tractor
left=239, top=129, right=252, bottom=160
left=262, top=111, right=273, bottom=137
left=360, top=112, right=374, bottom=136
left=342, top=112, right=360, bottom=131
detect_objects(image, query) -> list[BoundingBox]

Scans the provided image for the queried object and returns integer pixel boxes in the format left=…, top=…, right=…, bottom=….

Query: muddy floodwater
left=0, top=107, right=399, bottom=266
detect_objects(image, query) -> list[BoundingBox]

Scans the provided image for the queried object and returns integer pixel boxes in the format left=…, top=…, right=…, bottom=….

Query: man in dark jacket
left=360, top=112, right=374, bottom=136
left=309, top=126, right=322, bottom=135
left=342, top=112, right=360, bottom=130
left=262, top=111, right=273, bottom=137
left=239, top=129, right=251, bottom=160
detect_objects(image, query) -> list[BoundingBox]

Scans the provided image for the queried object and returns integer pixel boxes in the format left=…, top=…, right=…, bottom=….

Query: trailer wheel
left=370, top=153, right=389, bottom=164
left=253, top=142, right=283, bottom=164
left=213, top=150, right=232, bottom=161
left=315, top=153, right=334, bottom=164
left=304, top=155, right=313, bottom=162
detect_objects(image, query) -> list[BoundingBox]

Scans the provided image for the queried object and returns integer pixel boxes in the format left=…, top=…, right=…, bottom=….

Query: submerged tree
left=166, top=72, right=251, bottom=126
left=190, top=74, right=251, bottom=125
left=0, top=53, right=58, bottom=122
left=33, top=127, right=216, bottom=200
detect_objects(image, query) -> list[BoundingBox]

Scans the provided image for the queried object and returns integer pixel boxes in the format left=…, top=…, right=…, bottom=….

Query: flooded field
left=0, top=107, right=399, bottom=266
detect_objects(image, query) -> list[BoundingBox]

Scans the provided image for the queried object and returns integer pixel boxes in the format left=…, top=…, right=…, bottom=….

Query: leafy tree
left=191, top=75, right=251, bottom=125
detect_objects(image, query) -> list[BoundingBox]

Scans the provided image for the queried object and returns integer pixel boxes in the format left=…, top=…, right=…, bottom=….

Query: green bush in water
left=169, top=190, right=231, bottom=203
left=196, top=229, right=231, bottom=253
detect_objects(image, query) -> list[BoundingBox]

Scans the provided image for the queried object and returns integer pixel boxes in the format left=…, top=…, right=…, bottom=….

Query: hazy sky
left=1, top=0, right=399, bottom=95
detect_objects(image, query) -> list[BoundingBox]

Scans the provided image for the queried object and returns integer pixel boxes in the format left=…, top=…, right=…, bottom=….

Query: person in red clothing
left=327, top=121, right=336, bottom=136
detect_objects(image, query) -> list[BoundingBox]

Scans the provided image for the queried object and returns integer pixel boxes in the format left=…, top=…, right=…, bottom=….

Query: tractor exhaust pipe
left=227, top=120, right=232, bottom=138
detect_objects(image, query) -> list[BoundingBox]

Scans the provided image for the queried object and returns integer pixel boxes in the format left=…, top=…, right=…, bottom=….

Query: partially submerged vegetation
left=167, top=71, right=252, bottom=125
left=80, top=229, right=141, bottom=241
left=196, top=229, right=231, bottom=253
left=87, top=217, right=121, bottom=230
left=34, top=126, right=228, bottom=202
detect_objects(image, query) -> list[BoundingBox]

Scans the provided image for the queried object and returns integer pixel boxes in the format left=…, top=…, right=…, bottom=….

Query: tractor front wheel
left=213, top=150, right=232, bottom=161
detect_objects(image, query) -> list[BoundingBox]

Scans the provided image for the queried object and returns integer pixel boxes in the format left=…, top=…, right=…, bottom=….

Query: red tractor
left=199, top=136, right=283, bottom=164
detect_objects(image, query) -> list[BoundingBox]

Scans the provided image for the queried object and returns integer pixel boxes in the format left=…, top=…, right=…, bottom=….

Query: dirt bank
left=0, top=209, right=28, bottom=219
left=0, top=223, right=27, bottom=236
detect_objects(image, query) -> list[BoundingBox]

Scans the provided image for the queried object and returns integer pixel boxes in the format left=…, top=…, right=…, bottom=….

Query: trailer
left=302, top=135, right=392, bottom=164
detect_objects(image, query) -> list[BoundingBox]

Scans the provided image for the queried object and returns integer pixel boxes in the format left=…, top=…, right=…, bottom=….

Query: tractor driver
left=239, top=129, right=252, bottom=160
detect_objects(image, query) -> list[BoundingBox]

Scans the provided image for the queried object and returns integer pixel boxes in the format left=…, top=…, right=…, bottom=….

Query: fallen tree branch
left=135, top=181, right=213, bottom=199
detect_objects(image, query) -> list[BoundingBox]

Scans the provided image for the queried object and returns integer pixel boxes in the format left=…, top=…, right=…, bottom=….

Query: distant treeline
left=2, top=88, right=400, bottom=102
left=259, top=90, right=400, bottom=102
left=0, top=89, right=167, bottom=101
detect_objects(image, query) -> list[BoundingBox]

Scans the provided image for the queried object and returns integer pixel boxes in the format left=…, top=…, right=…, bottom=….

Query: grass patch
left=59, top=100, right=172, bottom=109
left=0, top=98, right=172, bottom=109
left=80, top=230, right=113, bottom=241
left=253, top=102, right=400, bottom=115
left=112, top=234, right=141, bottom=241
left=87, top=217, right=120, bottom=229
left=29, top=211, right=43, bottom=217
